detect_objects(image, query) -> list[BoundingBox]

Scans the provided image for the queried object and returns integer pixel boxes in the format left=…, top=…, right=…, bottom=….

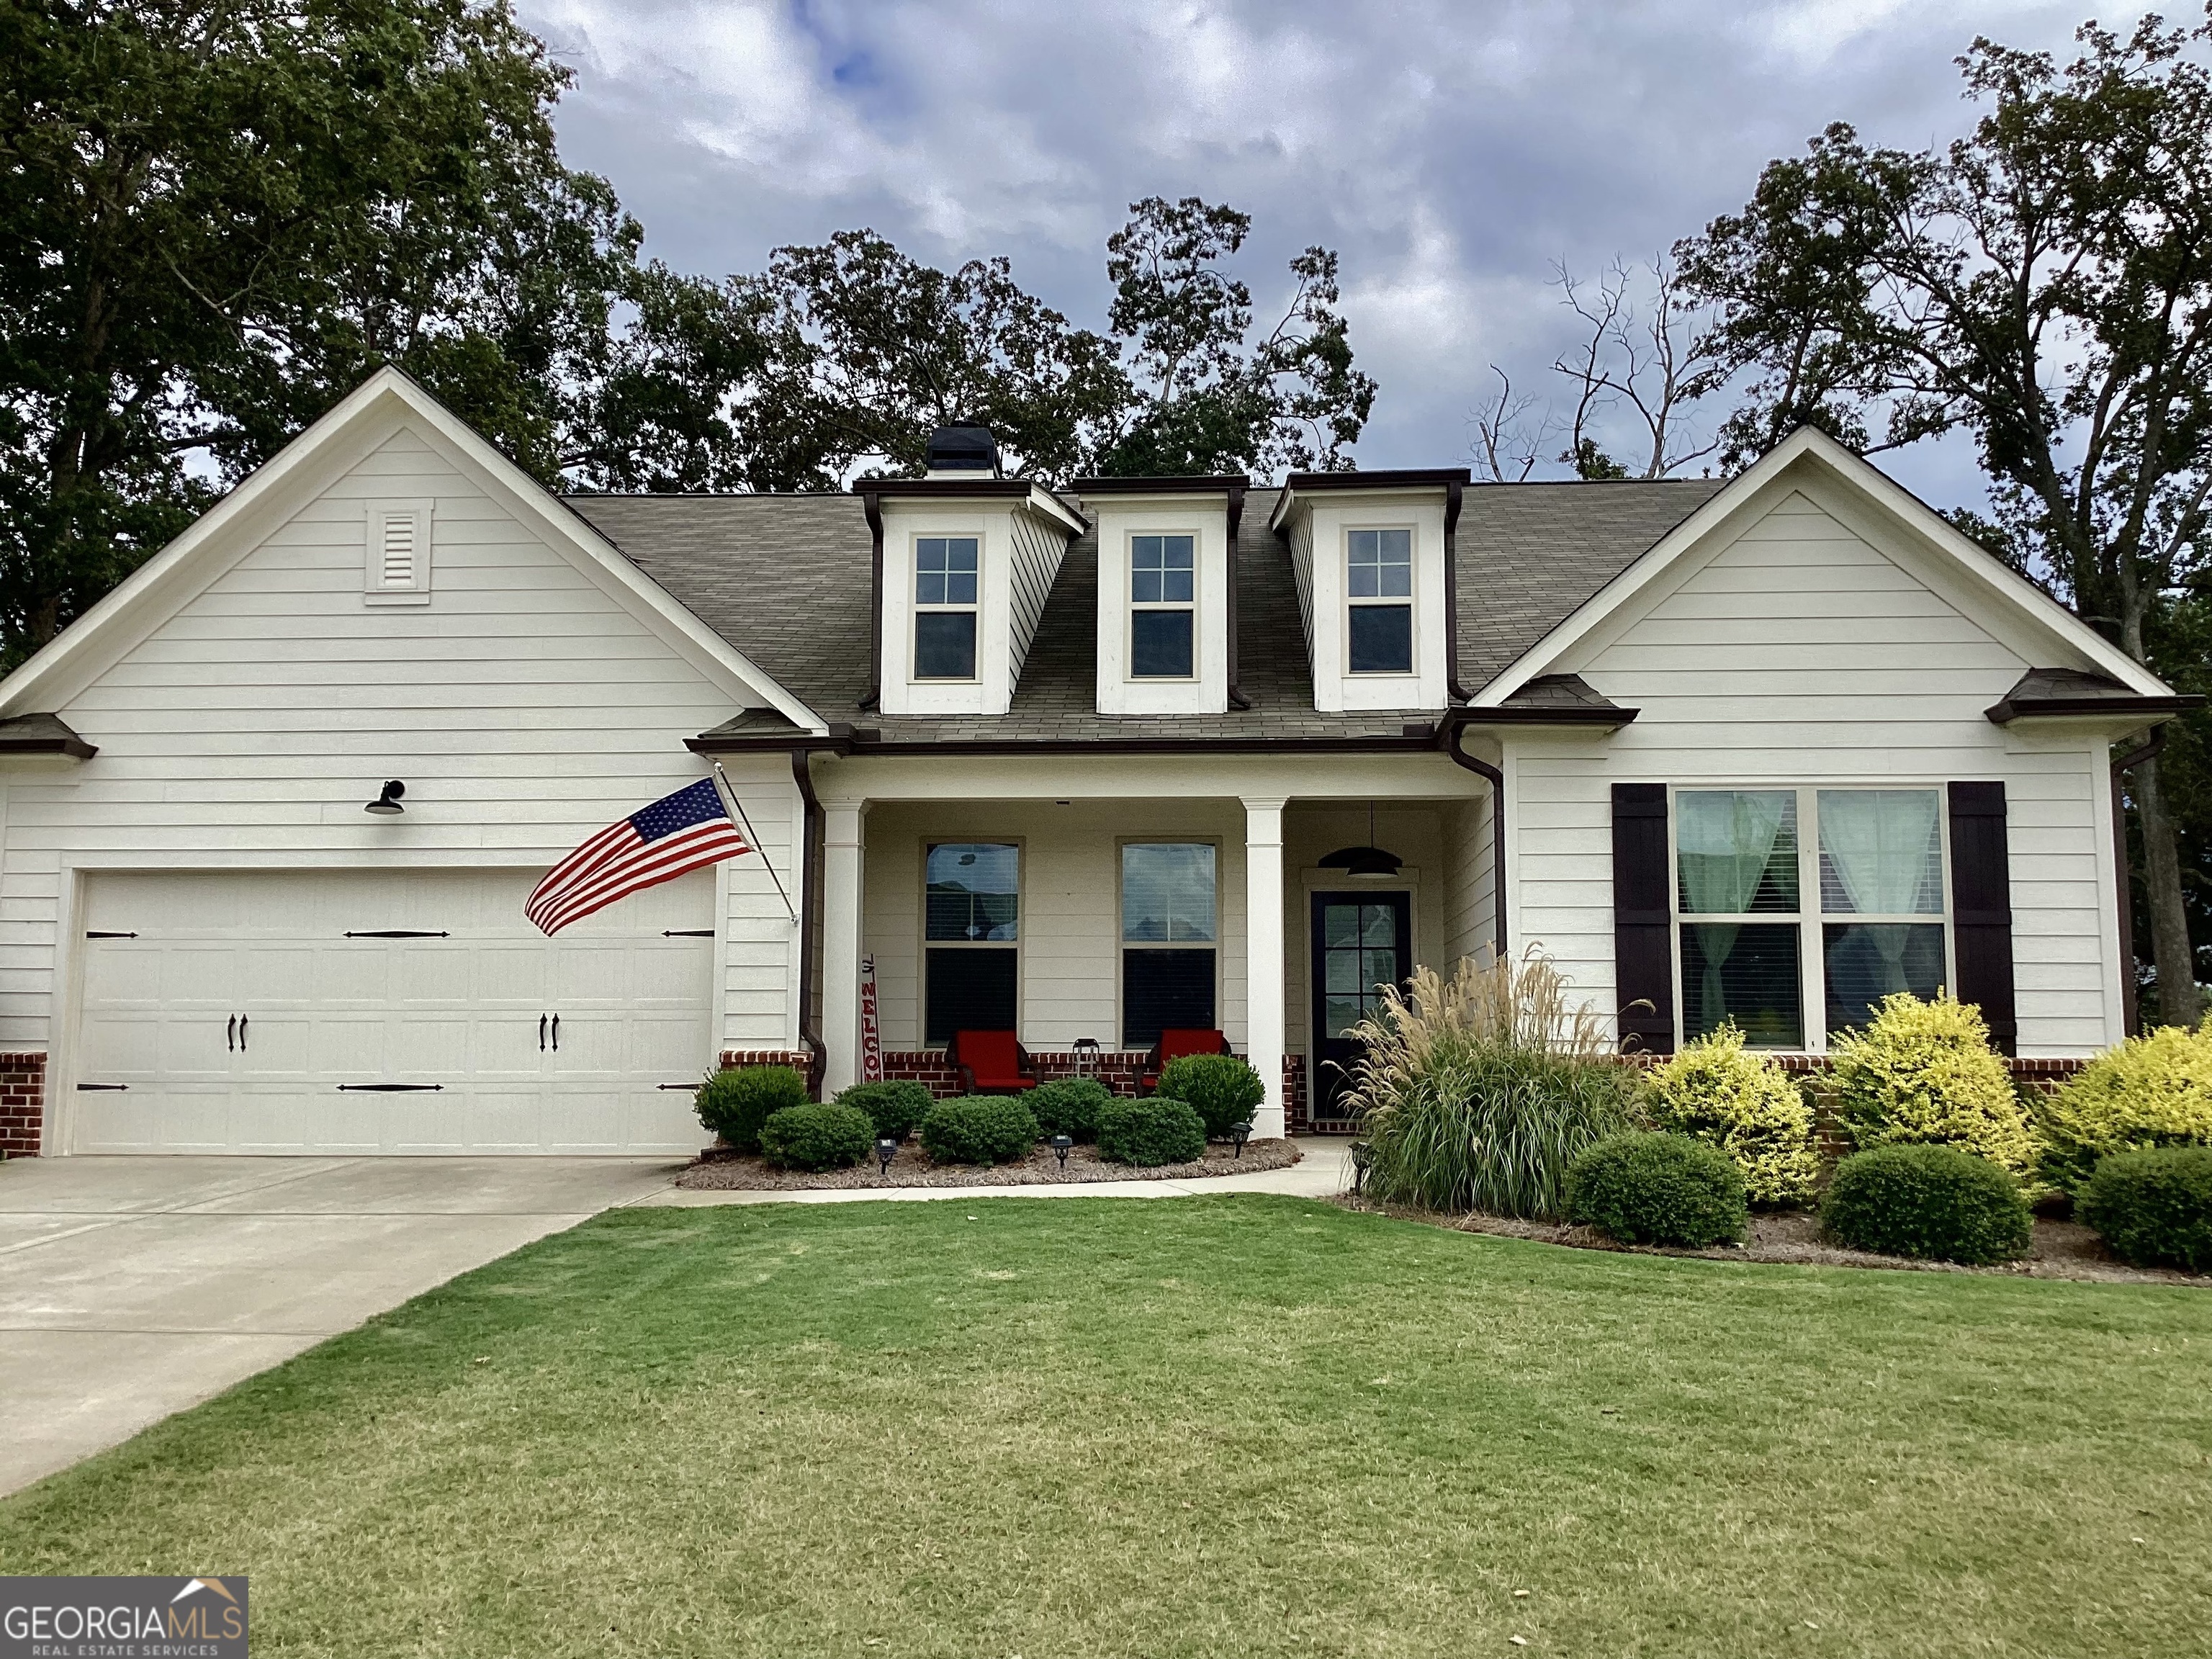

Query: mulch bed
left=1341, top=1200, right=2208, bottom=1286
left=676, top=1137, right=1300, bottom=1191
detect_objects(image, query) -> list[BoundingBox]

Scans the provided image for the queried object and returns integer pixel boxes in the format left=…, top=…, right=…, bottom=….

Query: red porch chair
left=1139, top=1028, right=1232, bottom=1094
left=949, top=1030, right=1040, bottom=1096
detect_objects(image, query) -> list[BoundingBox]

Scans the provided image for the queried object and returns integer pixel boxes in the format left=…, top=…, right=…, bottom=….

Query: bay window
left=1674, top=786, right=1949, bottom=1048
left=1120, top=842, right=1218, bottom=1046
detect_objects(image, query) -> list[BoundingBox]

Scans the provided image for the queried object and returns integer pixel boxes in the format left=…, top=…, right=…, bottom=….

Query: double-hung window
left=914, top=536, right=979, bottom=679
left=1120, top=842, right=1217, bottom=1046
left=1130, top=534, right=1195, bottom=678
left=924, top=842, right=1017, bottom=1043
left=1346, top=528, right=1413, bottom=674
left=1674, top=787, right=1949, bottom=1048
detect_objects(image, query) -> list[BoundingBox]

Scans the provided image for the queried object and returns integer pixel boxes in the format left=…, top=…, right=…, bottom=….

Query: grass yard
left=2, top=1196, right=2208, bottom=1658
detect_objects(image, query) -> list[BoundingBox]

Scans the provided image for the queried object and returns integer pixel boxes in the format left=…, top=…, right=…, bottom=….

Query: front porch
left=809, top=753, right=1496, bottom=1136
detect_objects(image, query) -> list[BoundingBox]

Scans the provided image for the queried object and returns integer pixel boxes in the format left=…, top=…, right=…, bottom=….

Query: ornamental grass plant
left=1641, top=1022, right=1820, bottom=1205
left=1344, top=951, right=1639, bottom=1219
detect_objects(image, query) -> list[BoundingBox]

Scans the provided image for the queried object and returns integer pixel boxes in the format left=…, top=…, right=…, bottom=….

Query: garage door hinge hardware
left=75, top=1082, right=127, bottom=1091
left=337, top=1082, right=444, bottom=1092
left=656, top=1082, right=696, bottom=1090
left=663, top=929, right=714, bottom=937
left=84, top=930, right=136, bottom=938
left=344, top=930, right=451, bottom=938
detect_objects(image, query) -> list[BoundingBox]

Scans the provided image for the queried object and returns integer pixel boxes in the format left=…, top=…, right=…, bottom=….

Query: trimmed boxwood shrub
left=1565, top=1131, right=1747, bottom=1247
left=1020, top=1078, right=1114, bottom=1143
left=1641, top=1024, right=1819, bottom=1205
left=1156, top=1053, right=1265, bottom=1138
left=1822, top=1143, right=2032, bottom=1265
left=2077, top=1146, right=2212, bottom=1272
left=1827, top=992, right=2039, bottom=1178
left=832, top=1080, right=935, bottom=1144
left=759, top=1102, right=874, bottom=1172
left=920, top=1096, right=1039, bottom=1166
left=1099, top=1097, right=1206, bottom=1167
left=2038, top=1020, right=2212, bottom=1193
left=696, top=1064, right=808, bottom=1153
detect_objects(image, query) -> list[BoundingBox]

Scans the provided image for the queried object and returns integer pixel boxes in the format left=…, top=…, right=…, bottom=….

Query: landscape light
left=876, top=1137, right=898, bottom=1178
left=1230, top=1120, right=1252, bottom=1159
left=1051, top=1133, right=1073, bottom=1173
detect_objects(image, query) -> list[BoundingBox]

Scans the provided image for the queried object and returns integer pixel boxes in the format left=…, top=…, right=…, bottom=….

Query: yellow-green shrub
left=1642, top=1023, right=1820, bottom=1205
left=1827, top=992, right=2038, bottom=1178
left=2038, top=1020, right=2212, bottom=1192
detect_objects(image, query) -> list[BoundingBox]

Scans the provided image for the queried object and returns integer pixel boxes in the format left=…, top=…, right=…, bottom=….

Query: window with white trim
left=1129, top=534, right=1195, bottom=678
left=1345, top=527, right=1412, bottom=673
left=1120, top=842, right=1217, bottom=1046
left=924, top=841, right=1018, bottom=1043
left=913, top=536, right=979, bottom=679
left=1673, top=787, right=1948, bottom=1048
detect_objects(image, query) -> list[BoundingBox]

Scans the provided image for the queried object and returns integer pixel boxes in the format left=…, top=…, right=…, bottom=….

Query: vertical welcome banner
left=859, top=954, right=883, bottom=1082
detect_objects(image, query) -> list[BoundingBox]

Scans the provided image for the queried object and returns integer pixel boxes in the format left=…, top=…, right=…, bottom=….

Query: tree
left=1675, top=14, right=2212, bottom=1025
left=0, top=0, right=638, bottom=666
left=745, top=229, right=1128, bottom=486
left=1094, top=196, right=1375, bottom=476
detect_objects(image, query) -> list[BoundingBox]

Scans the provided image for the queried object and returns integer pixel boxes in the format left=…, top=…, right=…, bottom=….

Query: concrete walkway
left=0, top=1139, right=1350, bottom=1497
left=634, top=1138, right=1354, bottom=1207
left=0, top=1155, right=679, bottom=1497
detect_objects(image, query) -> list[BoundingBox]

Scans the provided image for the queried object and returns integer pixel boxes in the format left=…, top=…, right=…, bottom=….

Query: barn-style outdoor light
left=1051, top=1133, right=1074, bottom=1173
left=364, top=780, right=407, bottom=816
left=876, top=1137, right=898, bottom=1178
left=1319, top=801, right=1401, bottom=881
left=1229, top=1120, right=1252, bottom=1159
left=1349, top=1139, right=1373, bottom=1197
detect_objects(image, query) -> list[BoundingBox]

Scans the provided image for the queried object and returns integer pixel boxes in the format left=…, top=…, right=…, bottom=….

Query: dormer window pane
left=1347, top=529, right=1412, bottom=598
left=1132, top=610, right=1194, bottom=677
left=1131, top=535, right=1195, bottom=603
left=915, top=537, right=979, bottom=605
left=914, top=612, right=976, bottom=678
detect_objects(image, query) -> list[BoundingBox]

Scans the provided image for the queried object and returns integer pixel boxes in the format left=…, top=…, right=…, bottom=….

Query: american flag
left=526, top=777, right=751, bottom=935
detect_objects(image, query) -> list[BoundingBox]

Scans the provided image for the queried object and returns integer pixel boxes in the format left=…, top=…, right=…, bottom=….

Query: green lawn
left=4, top=1197, right=2208, bottom=1658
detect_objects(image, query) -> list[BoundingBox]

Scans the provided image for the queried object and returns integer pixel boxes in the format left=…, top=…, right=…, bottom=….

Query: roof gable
left=0, top=368, right=825, bottom=733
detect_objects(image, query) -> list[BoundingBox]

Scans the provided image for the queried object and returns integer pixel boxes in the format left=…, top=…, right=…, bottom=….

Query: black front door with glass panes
left=1310, top=891, right=1411, bottom=1120
left=1675, top=787, right=1949, bottom=1048
left=925, top=842, right=1018, bottom=1044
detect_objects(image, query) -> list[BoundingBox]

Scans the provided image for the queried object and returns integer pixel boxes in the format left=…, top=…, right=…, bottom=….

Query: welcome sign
left=1, top=1577, right=247, bottom=1657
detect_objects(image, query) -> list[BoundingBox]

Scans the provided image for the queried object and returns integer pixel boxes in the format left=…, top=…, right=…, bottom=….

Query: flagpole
left=712, top=763, right=798, bottom=924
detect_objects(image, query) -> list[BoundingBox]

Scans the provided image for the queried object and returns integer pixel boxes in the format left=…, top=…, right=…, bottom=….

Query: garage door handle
left=539, top=1013, right=547, bottom=1052
left=551, top=1014, right=559, bottom=1051
left=227, top=1015, right=236, bottom=1052
left=238, top=1014, right=248, bottom=1051
left=337, top=1083, right=444, bottom=1092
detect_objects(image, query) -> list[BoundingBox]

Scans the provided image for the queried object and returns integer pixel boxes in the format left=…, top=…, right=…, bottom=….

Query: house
left=0, top=367, right=2193, bottom=1156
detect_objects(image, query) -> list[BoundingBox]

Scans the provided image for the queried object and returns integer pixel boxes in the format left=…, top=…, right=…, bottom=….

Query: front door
left=1309, top=891, right=1411, bottom=1123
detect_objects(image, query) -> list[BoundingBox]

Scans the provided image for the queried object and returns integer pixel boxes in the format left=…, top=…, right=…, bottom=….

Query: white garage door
left=71, top=868, right=719, bottom=1154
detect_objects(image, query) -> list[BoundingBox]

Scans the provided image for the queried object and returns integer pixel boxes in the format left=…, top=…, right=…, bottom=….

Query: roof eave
left=1984, top=693, right=2205, bottom=726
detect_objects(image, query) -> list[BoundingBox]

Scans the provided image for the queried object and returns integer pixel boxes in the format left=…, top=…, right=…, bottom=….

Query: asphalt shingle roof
left=565, top=477, right=1723, bottom=745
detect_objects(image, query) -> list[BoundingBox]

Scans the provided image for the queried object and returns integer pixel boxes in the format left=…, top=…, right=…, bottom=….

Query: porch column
left=820, top=800, right=866, bottom=1095
left=1244, top=796, right=1287, bottom=1138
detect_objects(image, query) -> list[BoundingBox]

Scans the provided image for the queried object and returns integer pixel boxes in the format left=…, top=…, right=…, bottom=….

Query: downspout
left=858, top=489, right=884, bottom=711
left=790, top=747, right=828, bottom=1095
left=1226, top=481, right=1251, bottom=710
left=1443, top=478, right=1473, bottom=704
left=2110, top=725, right=2167, bottom=1036
left=1439, top=711, right=1508, bottom=957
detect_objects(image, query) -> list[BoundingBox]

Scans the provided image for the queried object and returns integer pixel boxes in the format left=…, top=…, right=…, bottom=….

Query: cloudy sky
left=517, top=0, right=2099, bottom=505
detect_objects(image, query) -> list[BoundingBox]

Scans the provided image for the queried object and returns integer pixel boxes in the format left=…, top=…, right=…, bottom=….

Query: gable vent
left=364, top=498, right=432, bottom=606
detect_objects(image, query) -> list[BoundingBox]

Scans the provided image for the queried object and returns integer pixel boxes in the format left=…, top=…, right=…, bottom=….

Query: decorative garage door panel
left=73, top=869, right=716, bottom=1154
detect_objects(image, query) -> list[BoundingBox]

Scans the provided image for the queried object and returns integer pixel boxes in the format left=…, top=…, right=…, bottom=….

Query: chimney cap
left=925, top=423, right=1000, bottom=478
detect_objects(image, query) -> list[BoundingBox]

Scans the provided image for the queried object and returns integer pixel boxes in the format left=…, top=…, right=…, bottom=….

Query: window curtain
left=1676, top=791, right=1791, bottom=1031
left=1818, top=790, right=1941, bottom=982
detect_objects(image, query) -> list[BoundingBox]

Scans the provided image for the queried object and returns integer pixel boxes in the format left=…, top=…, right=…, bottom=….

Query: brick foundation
left=0, top=1053, right=45, bottom=1157
left=1283, top=1053, right=1312, bottom=1134
left=879, top=1049, right=1155, bottom=1099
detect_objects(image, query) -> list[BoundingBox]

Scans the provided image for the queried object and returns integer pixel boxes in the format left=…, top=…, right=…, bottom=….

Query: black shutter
left=1612, top=783, right=1675, bottom=1055
left=1947, top=781, right=2017, bottom=1056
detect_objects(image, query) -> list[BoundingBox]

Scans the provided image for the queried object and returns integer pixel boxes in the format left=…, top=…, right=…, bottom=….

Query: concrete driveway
left=0, top=1155, right=680, bottom=1496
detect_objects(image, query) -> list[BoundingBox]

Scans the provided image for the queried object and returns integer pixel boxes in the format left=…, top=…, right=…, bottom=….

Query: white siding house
left=0, top=377, right=2189, bottom=1154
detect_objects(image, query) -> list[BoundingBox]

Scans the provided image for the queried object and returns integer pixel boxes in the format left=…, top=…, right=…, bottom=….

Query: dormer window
left=1130, top=534, right=1196, bottom=678
left=914, top=536, right=979, bottom=679
left=1346, top=528, right=1412, bottom=674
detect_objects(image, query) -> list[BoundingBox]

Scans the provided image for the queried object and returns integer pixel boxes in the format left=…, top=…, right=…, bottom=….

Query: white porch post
left=820, top=800, right=866, bottom=1095
left=1244, top=796, right=1287, bottom=1138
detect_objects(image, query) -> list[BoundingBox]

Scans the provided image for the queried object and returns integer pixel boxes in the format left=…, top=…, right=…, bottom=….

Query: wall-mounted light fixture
left=364, top=780, right=407, bottom=816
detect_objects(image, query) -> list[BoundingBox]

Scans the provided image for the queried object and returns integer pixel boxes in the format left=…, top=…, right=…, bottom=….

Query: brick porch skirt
left=0, top=1053, right=42, bottom=1157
